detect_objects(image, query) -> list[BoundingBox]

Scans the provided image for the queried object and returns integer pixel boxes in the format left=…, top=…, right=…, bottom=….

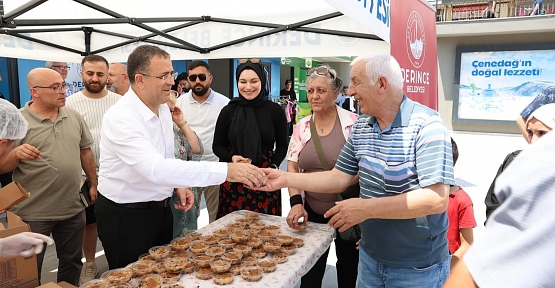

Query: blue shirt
left=335, top=95, right=455, bottom=268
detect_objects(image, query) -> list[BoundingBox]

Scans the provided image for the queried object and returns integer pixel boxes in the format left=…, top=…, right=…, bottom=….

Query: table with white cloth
left=179, top=210, right=336, bottom=288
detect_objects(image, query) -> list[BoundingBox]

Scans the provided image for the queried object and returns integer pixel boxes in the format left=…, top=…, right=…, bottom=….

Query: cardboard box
left=37, top=281, right=77, bottom=288
left=0, top=182, right=30, bottom=211
left=0, top=212, right=39, bottom=288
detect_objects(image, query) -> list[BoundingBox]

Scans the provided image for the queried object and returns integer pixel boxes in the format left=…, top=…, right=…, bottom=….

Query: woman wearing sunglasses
left=213, top=59, right=288, bottom=218
left=287, top=65, right=360, bottom=288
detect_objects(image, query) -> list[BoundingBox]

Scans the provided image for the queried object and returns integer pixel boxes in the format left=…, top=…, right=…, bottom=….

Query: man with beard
left=66, top=55, right=121, bottom=285
left=45, top=61, right=80, bottom=97
left=175, top=60, right=229, bottom=223
left=106, top=63, right=129, bottom=96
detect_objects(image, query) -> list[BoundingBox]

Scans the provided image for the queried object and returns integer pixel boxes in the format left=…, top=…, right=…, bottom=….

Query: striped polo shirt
left=336, top=95, right=455, bottom=268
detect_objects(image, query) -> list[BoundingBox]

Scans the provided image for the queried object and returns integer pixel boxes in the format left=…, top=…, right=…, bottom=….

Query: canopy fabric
left=0, top=0, right=390, bottom=62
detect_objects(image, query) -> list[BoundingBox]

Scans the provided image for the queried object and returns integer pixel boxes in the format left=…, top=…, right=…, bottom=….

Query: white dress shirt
left=98, top=88, right=228, bottom=203
left=175, top=89, right=229, bottom=162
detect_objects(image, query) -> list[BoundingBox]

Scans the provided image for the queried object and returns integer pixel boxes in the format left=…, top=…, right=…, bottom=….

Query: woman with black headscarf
left=213, top=59, right=288, bottom=218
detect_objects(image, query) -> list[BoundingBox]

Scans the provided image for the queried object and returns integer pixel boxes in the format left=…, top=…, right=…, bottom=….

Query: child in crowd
left=447, top=137, right=477, bottom=269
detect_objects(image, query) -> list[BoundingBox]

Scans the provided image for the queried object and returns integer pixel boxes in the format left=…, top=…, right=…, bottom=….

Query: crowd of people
left=0, top=46, right=555, bottom=288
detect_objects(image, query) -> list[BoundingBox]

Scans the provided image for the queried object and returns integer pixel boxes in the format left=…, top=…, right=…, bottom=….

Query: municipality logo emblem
left=406, top=11, right=425, bottom=68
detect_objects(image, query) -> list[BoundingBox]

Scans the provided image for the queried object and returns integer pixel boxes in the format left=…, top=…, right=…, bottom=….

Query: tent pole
left=83, top=27, right=93, bottom=55
left=4, top=31, right=83, bottom=54
left=296, top=27, right=383, bottom=41
left=5, top=27, right=83, bottom=33
left=1, top=0, right=48, bottom=23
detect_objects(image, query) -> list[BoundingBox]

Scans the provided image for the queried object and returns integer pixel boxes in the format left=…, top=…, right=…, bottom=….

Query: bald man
left=106, top=63, right=129, bottom=95
left=0, top=68, right=96, bottom=285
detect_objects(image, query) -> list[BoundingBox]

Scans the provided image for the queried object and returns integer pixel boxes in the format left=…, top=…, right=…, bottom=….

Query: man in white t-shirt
left=66, top=55, right=121, bottom=285
left=175, top=60, right=229, bottom=223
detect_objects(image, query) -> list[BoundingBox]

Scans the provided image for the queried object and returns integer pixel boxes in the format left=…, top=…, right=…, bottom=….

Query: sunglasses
left=238, top=58, right=261, bottom=64
left=188, top=74, right=208, bottom=82
left=307, top=66, right=336, bottom=79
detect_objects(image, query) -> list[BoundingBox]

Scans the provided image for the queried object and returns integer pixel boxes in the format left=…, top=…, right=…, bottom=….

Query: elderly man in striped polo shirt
left=256, top=54, right=455, bottom=287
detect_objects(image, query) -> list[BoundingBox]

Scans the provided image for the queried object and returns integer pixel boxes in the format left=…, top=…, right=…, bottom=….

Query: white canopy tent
left=0, top=0, right=391, bottom=62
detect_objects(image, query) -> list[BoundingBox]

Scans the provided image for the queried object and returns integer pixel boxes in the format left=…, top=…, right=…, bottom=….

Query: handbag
left=309, top=118, right=362, bottom=242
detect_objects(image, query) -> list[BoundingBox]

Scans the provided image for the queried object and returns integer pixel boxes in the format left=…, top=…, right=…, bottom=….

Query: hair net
left=0, top=99, right=28, bottom=140
left=527, top=103, right=555, bottom=130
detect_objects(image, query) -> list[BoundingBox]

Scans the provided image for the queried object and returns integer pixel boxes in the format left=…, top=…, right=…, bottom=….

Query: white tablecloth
left=178, top=210, right=335, bottom=288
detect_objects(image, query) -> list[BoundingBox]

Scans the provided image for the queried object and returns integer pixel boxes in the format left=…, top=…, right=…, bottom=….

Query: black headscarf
left=227, top=62, right=268, bottom=164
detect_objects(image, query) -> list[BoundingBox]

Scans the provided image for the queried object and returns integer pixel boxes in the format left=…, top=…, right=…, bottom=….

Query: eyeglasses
left=51, top=65, right=70, bottom=71
left=238, top=58, right=261, bottom=64
left=307, top=66, right=336, bottom=79
left=108, top=73, right=126, bottom=77
left=188, top=74, right=209, bottom=82
left=33, top=82, right=70, bottom=93
left=141, top=72, right=178, bottom=82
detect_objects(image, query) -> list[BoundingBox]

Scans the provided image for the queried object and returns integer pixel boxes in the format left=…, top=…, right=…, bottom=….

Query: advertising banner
left=390, top=0, right=438, bottom=110
left=323, top=0, right=391, bottom=43
left=457, top=49, right=555, bottom=121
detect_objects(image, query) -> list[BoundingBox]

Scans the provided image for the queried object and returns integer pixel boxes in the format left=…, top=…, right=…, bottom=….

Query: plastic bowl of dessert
left=105, top=284, right=132, bottom=288
left=293, top=221, right=308, bottom=231
left=221, top=251, right=243, bottom=264
left=233, top=243, right=252, bottom=256
left=159, top=271, right=181, bottom=284
left=226, top=222, right=246, bottom=231
left=258, top=259, right=277, bottom=273
left=79, top=279, right=109, bottom=288
left=217, top=238, right=235, bottom=250
left=280, top=244, right=297, bottom=255
left=209, top=258, right=232, bottom=273
left=212, top=228, right=230, bottom=238
left=205, top=245, right=226, bottom=257
left=250, top=247, right=267, bottom=258
left=229, top=262, right=245, bottom=275
left=148, top=246, right=171, bottom=260
left=292, top=237, right=304, bottom=247
left=101, top=268, right=133, bottom=284
left=241, top=255, right=259, bottom=267
left=275, top=235, right=293, bottom=245
left=269, top=252, right=289, bottom=264
left=193, top=254, right=214, bottom=268
left=169, top=251, right=191, bottom=260
left=262, top=240, right=282, bottom=253
left=137, top=273, right=164, bottom=288
left=130, top=260, right=155, bottom=277
left=244, top=212, right=260, bottom=221
left=138, top=253, right=156, bottom=261
left=182, top=259, right=196, bottom=274
left=258, top=230, right=274, bottom=241
left=200, top=234, right=220, bottom=245
left=153, top=262, right=166, bottom=274
left=194, top=267, right=213, bottom=280
left=184, top=231, right=201, bottom=241
left=189, top=240, right=209, bottom=254
left=235, top=217, right=251, bottom=226
left=169, top=237, right=190, bottom=251
left=264, top=225, right=281, bottom=235
left=246, top=237, right=262, bottom=248
left=163, top=257, right=187, bottom=273
left=213, top=272, right=234, bottom=285
left=230, top=230, right=250, bottom=243
left=240, top=266, right=264, bottom=282
left=248, top=221, right=265, bottom=230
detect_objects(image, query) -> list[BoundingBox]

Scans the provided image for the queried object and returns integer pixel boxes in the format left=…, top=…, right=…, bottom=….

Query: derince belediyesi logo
left=406, top=11, right=426, bottom=68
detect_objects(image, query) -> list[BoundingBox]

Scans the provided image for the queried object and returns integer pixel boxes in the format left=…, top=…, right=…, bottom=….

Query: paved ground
left=39, top=131, right=528, bottom=287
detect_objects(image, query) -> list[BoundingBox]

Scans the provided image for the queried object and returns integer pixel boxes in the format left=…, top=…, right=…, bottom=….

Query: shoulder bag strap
left=309, top=118, right=344, bottom=201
